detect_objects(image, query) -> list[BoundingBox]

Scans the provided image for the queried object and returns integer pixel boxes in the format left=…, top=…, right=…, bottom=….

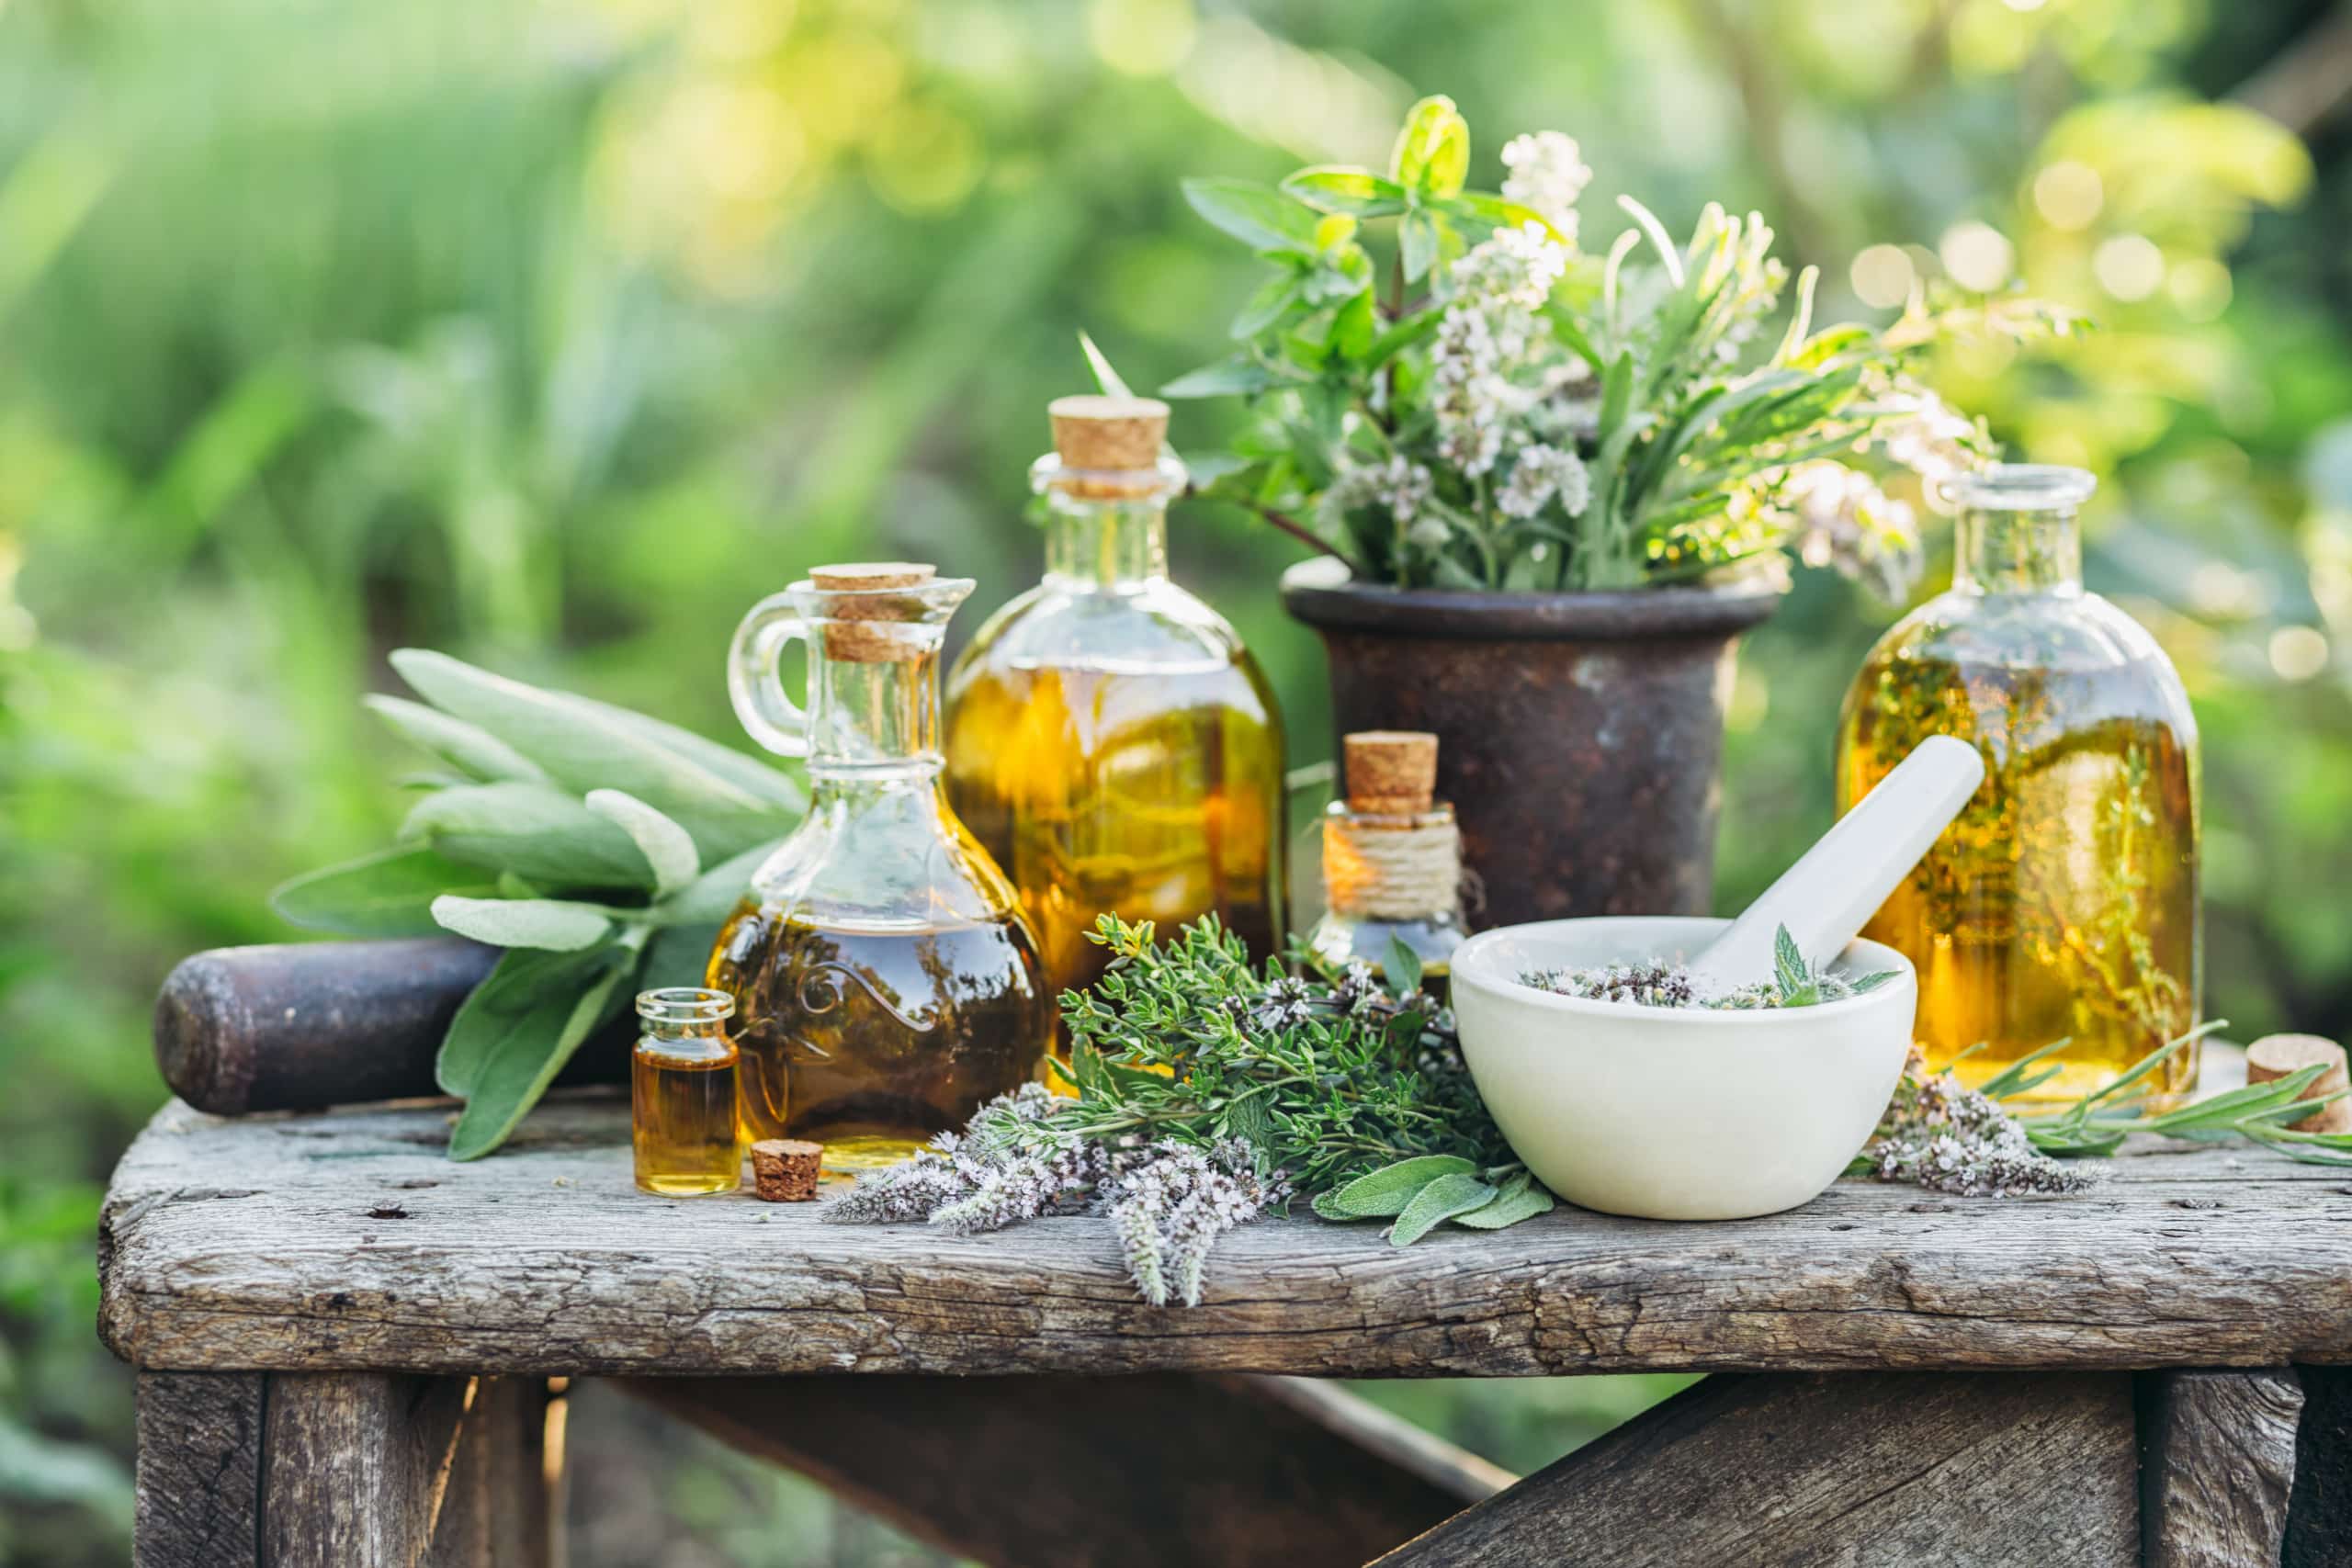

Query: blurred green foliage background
left=4, top=0, right=2348, bottom=1560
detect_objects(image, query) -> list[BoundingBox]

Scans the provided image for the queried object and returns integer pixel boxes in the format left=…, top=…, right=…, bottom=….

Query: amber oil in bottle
left=631, top=987, right=744, bottom=1196
left=945, top=396, right=1287, bottom=1013
left=1836, top=466, right=2200, bottom=1103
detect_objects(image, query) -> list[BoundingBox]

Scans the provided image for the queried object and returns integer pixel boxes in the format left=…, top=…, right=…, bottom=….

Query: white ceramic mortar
left=1450, top=918, right=1917, bottom=1220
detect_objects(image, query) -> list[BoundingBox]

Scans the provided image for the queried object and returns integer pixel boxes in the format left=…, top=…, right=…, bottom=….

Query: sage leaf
left=401, top=782, right=653, bottom=887
left=436, top=944, right=620, bottom=1096
left=1323, top=1154, right=1476, bottom=1219
left=640, top=921, right=722, bottom=991
left=390, top=649, right=785, bottom=820
left=1452, top=1174, right=1556, bottom=1230
left=363, top=694, right=548, bottom=784
left=445, top=941, right=639, bottom=1160
left=566, top=689, right=805, bottom=813
left=654, top=839, right=781, bottom=925
left=1388, top=1171, right=1497, bottom=1247
left=585, top=788, right=698, bottom=897
left=429, top=895, right=613, bottom=952
left=270, top=845, right=500, bottom=937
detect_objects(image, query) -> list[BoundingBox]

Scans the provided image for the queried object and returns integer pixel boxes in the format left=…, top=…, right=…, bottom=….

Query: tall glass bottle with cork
left=945, top=395, right=1287, bottom=1006
left=1836, top=465, right=2201, bottom=1101
left=711, top=563, right=1053, bottom=1170
left=1306, top=731, right=1466, bottom=1000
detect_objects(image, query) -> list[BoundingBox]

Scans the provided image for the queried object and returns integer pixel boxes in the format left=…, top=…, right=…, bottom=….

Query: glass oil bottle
left=711, top=562, right=1052, bottom=1171
left=1836, top=465, right=2201, bottom=1102
left=1306, top=731, right=1466, bottom=1001
left=631, top=988, right=743, bottom=1196
left=944, top=395, right=1287, bottom=1013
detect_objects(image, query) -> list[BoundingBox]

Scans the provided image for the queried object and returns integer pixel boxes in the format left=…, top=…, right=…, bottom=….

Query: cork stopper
left=808, top=561, right=936, bottom=663
left=1046, top=395, right=1169, bottom=498
left=2246, top=1033, right=2351, bottom=1135
left=750, top=1139, right=824, bottom=1201
left=1344, top=730, right=1439, bottom=816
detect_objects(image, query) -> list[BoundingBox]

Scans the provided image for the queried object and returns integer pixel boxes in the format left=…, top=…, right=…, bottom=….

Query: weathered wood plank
left=1374, top=1371, right=2140, bottom=1567
left=422, top=1378, right=559, bottom=1568
left=2141, top=1369, right=2303, bottom=1568
left=621, top=1372, right=1502, bottom=1567
left=260, top=1372, right=472, bottom=1566
left=135, top=1371, right=263, bottom=1568
left=2287, top=1365, right=2352, bottom=1567
left=100, top=1097, right=2352, bottom=1378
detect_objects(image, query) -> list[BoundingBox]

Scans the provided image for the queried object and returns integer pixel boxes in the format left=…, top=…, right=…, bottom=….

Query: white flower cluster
left=1104, top=1138, right=1291, bottom=1307
left=1780, top=460, right=1923, bottom=602
left=1869, top=1073, right=2098, bottom=1198
left=1328, top=454, right=1434, bottom=527
left=1497, top=443, right=1591, bottom=520
left=1430, top=222, right=1571, bottom=479
left=1499, top=131, right=1592, bottom=245
left=1874, top=386, right=1986, bottom=493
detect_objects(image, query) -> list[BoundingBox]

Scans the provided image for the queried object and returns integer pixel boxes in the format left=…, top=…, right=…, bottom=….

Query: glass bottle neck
left=805, top=644, right=944, bottom=785
left=1954, top=507, right=2082, bottom=595
left=1043, top=495, right=1170, bottom=591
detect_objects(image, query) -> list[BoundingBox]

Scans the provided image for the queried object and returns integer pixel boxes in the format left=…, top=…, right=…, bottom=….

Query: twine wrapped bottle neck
left=1322, top=806, right=1463, bottom=920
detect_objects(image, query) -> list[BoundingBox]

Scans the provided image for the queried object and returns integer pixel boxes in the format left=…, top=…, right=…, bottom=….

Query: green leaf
left=445, top=941, right=639, bottom=1160
left=1181, top=176, right=1323, bottom=252
left=1329, top=288, right=1376, bottom=361
left=655, top=838, right=779, bottom=925
left=1398, top=209, right=1439, bottom=283
left=1280, top=167, right=1408, bottom=219
left=1322, top=1154, right=1475, bottom=1218
left=1385, top=935, right=1424, bottom=998
left=585, top=788, right=699, bottom=897
left=1231, top=273, right=1301, bottom=339
left=429, top=895, right=613, bottom=952
left=1389, top=1171, right=1497, bottom=1247
left=1849, top=969, right=1900, bottom=995
left=1388, top=95, right=1470, bottom=198
left=401, top=782, right=655, bottom=887
left=437, top=943, right=616, bottom=1096
left=1365, top=310, right=1442, bottom=370
left=270, top=845, right=501, bottom=937
left=390, top=649, right=786, bottom=820
left=1160, top=357, right=1278, bottom=399
left=1442, top=191, right=1566, bottom=243
left=1311, top=1188, right=1358, bottom=1222
left=639, top=920, right=722, bottom=991
left=1773, top=925, right=1812, bottom=1003
left=1080, top=329, right=1135, bottom=397
left=1453, top=1174, right=1556, bottom=1230
left=364, top=695, right=548, bottom=784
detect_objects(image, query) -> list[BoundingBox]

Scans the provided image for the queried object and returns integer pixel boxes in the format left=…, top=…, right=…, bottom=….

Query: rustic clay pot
left=1281, top=558, right=1783, bottom=927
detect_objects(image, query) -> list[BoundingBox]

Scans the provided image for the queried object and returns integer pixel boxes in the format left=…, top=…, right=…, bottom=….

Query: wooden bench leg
left=2140, top=1368, right=2302, bottom=1567
left=134, top=1371, right=563, bottom=1568
left=1370, top=1371, right=2142, bottom=1567
left=2288, top=1365, right=2352, bottom=1567
left=616, top=1371, right=1510, bottom=1568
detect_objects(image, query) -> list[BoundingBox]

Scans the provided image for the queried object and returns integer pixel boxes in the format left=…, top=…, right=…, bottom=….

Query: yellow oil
left=708, top=909, right=1051, bottom=1169
left=944, top=662, right=1283, bottom=1001
left=631, top=1047, right=743, bottom=1196
left=1837, top=650, right=2199, bottom=1102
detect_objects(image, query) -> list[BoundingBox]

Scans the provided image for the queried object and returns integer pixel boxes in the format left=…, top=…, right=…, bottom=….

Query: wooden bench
left=99, top=1093, right=2352, bottom=1566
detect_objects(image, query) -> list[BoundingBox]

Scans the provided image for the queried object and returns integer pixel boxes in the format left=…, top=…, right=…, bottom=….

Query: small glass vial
left=631, top=988, right=744, bottom=1196
left=1306, top=731, right=1467, bottom=1001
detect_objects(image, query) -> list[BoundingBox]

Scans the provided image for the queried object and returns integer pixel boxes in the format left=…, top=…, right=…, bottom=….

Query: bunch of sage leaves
left=270, top=649, right=801, bottom=1157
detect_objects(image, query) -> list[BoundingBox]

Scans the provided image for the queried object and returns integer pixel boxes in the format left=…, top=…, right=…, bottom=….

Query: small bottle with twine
left=1306, top=731, right=1467, bottom=1000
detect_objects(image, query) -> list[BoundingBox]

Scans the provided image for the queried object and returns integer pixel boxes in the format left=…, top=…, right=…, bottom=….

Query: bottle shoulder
left=952, top=579, right=1254, bottom=679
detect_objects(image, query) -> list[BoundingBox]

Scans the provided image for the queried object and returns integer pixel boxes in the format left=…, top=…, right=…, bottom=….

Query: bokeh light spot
left=1851, top=243, right=1915, bottom=308
left=2031, top=161, right=2103, bottom=230
left=2269, top=625, right=2330, bottom=682
left=2093, top=233, right=2165, bottom=301
left=1939, top=220, right=2015, bottom=291
left=2167, top=256, right=2233, bottom=322
left=1089, top=0, right=1197, bottom=77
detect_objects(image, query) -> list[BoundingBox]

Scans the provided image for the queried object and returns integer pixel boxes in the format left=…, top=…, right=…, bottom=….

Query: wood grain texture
left=623, top=1373, right=1502, bottom=1567
left=259, top=1372, right=471, bottom=1567
left=2141, top=1369, right=2303, bottom=1568
left=134, top=1371, right=263, bottom=1568
left=1373, top=1371, right=2141, bottom=1567
left=2287, top=1365, right=2352, bottom=1568
left=100, top=1096, right=2352, bottom=1378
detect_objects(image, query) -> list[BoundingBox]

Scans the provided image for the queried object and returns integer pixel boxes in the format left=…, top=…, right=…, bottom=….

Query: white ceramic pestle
left=1679, top=734, right=1985, bottom=999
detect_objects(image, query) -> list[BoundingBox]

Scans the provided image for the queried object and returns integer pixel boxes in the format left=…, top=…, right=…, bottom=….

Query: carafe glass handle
left=728, top=593, right=808, bottom=759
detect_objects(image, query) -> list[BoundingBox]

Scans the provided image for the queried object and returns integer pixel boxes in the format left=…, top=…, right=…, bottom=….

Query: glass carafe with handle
left=1836, top=466, right=2201, bottom=1103
left=708, top=562, right=1052, bottom=1170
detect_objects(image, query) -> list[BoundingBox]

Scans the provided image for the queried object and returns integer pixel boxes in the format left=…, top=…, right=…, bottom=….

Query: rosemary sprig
left=2005, top=1022, right=2352, bottom=1165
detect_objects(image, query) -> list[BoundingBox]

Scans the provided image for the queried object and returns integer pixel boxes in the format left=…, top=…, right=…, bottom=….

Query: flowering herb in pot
left=1166, top=94, right=2079, bottom=595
